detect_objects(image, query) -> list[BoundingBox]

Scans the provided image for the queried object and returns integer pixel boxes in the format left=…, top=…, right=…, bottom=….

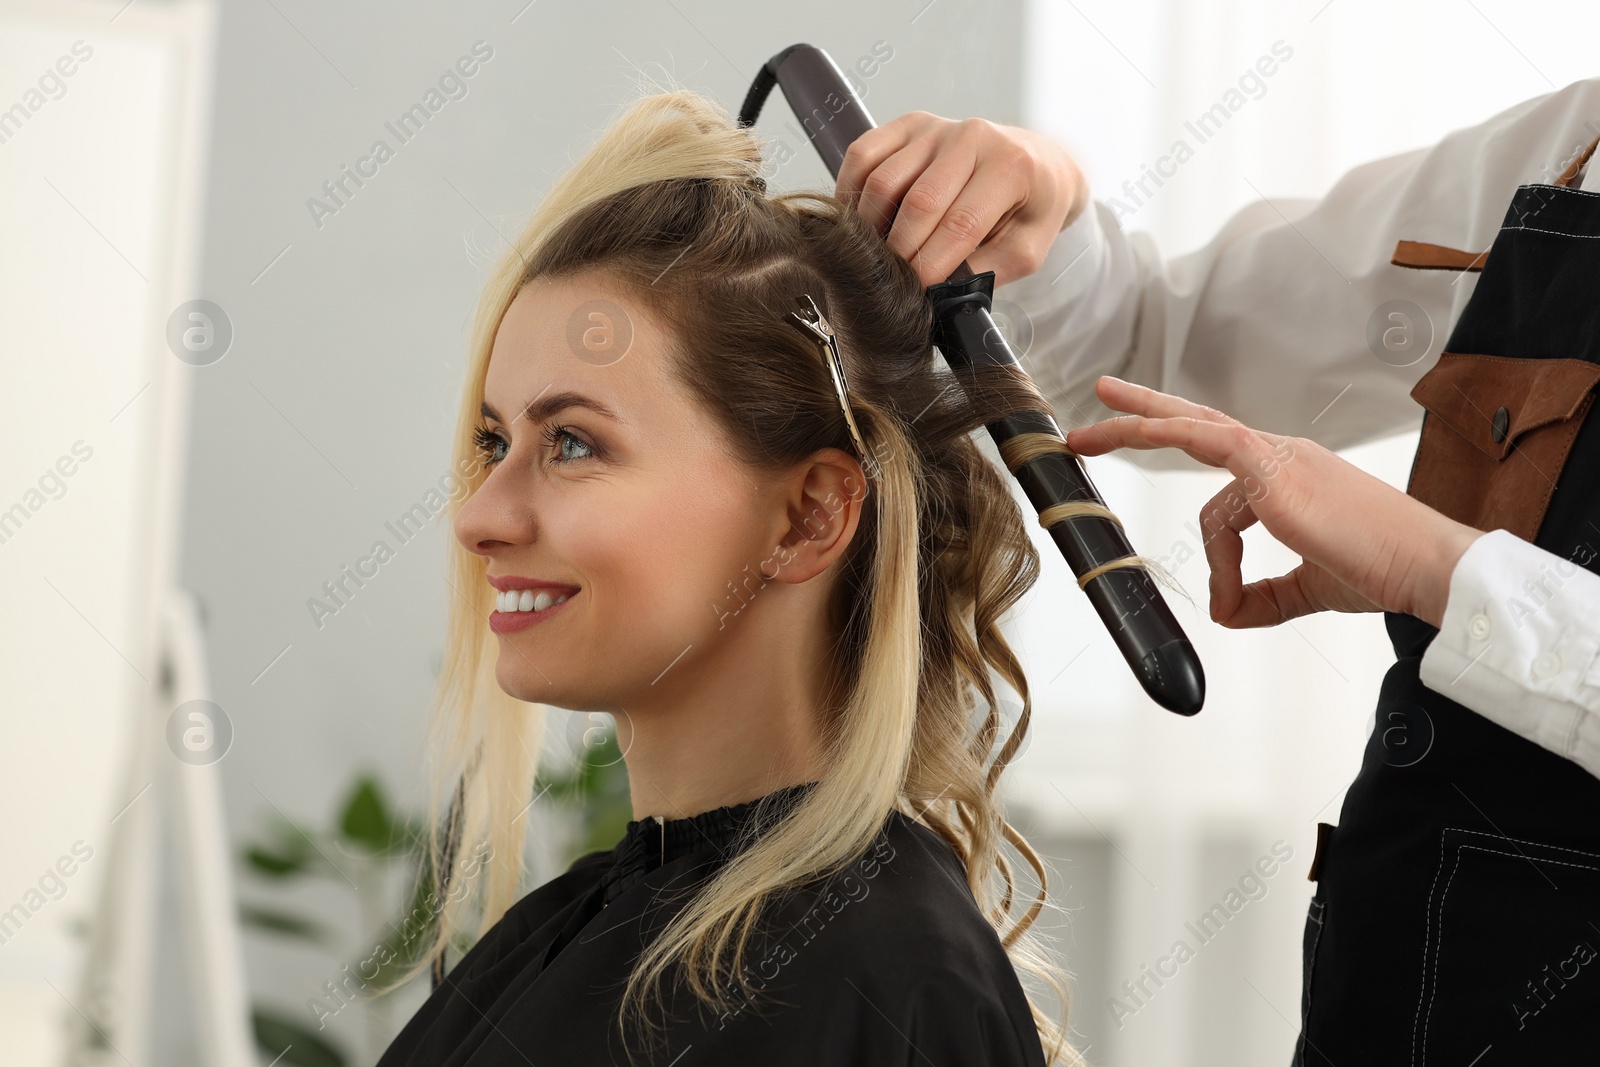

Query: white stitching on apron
left=1414, top=835, right=1600, bottom=1066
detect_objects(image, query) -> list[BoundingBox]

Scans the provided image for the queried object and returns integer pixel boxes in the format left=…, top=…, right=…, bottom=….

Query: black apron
left=1292, top=134, right=1600, bottom=1066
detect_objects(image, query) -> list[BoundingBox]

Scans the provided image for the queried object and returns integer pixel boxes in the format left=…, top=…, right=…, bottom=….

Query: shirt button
left=1469, top=614, right=1491, bottom=640
left=1532, top=652, right=1562, bottom=680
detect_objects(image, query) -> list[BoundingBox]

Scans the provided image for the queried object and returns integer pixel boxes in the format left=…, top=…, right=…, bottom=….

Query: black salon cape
left=375, top=782, right=1049, bottom=1066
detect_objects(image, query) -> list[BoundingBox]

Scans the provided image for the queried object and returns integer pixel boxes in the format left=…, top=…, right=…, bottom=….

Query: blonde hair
left=399, top=87, right=1087, bottom=1066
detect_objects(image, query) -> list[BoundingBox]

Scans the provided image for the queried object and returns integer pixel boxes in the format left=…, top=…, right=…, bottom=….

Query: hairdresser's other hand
left=1064, top=377, right=1486, bottom=630
left=834, top=112, right=1089, bottom=289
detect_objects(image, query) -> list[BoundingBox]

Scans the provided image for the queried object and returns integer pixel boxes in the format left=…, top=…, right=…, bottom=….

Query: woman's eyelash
left=540, top=423, right=597, bottom=464
left=472, top=422, right=597, bottom=467
left=472, top=425, right=507, bottom=466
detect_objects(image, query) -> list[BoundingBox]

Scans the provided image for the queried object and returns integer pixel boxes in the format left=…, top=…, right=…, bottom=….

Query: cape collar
left=597, top=780, right=820, bottom=905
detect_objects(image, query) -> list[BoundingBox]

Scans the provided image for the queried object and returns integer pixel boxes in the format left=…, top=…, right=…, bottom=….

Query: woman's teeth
left=496, top=589, right=574, bottom=613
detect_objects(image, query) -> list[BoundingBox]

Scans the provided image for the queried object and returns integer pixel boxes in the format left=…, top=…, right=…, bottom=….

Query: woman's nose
left=454, top=467, right=534, bottom=557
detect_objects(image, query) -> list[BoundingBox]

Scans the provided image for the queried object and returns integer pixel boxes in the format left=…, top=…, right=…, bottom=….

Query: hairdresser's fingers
left=1197, top=473, right=1386, bottom=627
left=1068, top=379, right=1296, bottom=466
left=1197, top=487, right=1334, bottom=628
left=1062, top=412, right=1177, bottom=454
left=1224, top=569, right=1323, bottom=627
left=916, top=147, right=1050, bottom=288
left=1063, top=415, right=1144, bottom=458
left=835, top=111, right=927, bottom=205
left=892, top=121, right=1081, bottom=287
left=1066, top=415, right=1268, bottom=478
left=1229, top=565, right=1380, bottom=627
left=1198, top=476, right=1259, bottom=624
left=853, top=138, right=947, bottom=239
left=894, top=164, right=1016, bottom=286
left=838, top=114, right=1086, bottom=287
left=878, top=125, right=995, bottom=280
left=1193, top=482, right=1359, bottom=627
left=966, top=131, right=1088, bottom=286
left=882, top=118, right=1037, bottom=285
left=963, top=202, right=1060, bottom=290
left=1089, top=375, right=1245, bottom=428
left=836, top=113, right=940, bottom=235
left=1064, top=414, right=1195, bottom=457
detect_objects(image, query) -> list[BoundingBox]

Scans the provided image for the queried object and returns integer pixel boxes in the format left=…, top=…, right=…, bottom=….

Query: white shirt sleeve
left=999, top=76, right=1600, bottom=471
left=997, top=82, right=1600, bottom=771
left=1419, top=529, right=1600, bottom=780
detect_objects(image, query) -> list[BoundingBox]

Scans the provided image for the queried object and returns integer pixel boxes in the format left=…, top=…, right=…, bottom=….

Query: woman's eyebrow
left=480, top=390, right=625, bottom=426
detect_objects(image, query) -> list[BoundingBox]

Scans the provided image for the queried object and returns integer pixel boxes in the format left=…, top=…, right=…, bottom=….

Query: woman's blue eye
left=471, top=423, right=596, bottom=467
left=541, top=423, right=595, bottom=464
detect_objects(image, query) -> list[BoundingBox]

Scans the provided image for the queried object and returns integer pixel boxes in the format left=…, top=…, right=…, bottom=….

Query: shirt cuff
left=1418, top=528, right=1600, bottom=779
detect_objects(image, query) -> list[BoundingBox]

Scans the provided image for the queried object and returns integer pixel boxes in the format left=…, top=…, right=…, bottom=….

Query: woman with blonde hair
left=375, top=87, right=1085, bottom=1066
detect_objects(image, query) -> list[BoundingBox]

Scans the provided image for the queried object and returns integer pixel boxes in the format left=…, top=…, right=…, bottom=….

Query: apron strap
left=1390, top=239, right=1489, bottom=272
left=1554, top=131, right=1600, bottom=188
left=1389, top=132, right=1600, bottom=271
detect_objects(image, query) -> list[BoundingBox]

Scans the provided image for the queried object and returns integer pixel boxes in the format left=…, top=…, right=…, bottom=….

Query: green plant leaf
left=239, top=904, right=330, bottom=944
left=339, top=775, right=394, bottom=854
left=251, top=1007, right=346, bottom=1067
left=242, top=814, right=323, bottom=880
left=245, top=844, right=310, bottom=878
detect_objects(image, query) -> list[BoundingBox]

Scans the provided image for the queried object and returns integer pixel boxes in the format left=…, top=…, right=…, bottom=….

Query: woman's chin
left=494, top=663, right=580, bottom=706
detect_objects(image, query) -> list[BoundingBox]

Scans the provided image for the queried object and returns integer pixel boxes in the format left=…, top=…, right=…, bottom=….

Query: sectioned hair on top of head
left=400, top=85, right=1095, bottom=1066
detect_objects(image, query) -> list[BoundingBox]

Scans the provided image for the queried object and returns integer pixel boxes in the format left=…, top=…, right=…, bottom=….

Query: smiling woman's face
left=453, top=272, right=788, bottom=710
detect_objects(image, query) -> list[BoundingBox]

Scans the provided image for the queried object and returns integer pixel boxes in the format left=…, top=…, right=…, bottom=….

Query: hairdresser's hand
left=1064, top=376, right=1487, bottom=630
left=835, top=112, right=1089, bottom=289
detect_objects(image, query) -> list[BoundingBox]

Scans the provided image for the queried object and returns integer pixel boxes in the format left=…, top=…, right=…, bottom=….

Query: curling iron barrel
left=738, top=44, right=1205, bottom=716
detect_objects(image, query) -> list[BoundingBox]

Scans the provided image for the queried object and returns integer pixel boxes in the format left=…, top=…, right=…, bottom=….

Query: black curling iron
left=738, top=44, right=1205, bottom=716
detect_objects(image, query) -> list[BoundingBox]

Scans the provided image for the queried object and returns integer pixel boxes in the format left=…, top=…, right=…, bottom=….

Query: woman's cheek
left=600, top=511, right=713, bottom=630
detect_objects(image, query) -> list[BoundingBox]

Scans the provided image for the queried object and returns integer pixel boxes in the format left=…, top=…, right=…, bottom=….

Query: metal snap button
left=1491, top=406, right=1510, bottom=443
left=1532, top=651, right=1561, bottom=679
left=1469, top=614, right=1491, bottom=640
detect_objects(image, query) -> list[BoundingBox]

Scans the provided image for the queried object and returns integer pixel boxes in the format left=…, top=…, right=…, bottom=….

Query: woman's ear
left=769, top=448, right=869, bottom=585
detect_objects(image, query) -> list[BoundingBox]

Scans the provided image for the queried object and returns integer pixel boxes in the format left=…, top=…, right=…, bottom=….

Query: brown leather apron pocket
left=1406, top=352, right=1600, bottom=541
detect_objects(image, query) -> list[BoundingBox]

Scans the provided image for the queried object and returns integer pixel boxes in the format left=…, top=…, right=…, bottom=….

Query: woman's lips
left=490, top=589, right=577, bottom=634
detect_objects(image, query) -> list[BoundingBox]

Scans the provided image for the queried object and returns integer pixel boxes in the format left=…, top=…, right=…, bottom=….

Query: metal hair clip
left=784, top=294, right=870, bottom=464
